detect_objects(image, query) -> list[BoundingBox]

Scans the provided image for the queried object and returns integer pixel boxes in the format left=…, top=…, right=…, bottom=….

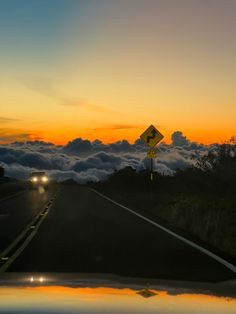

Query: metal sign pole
left=150, top=158, right=153, bottom=181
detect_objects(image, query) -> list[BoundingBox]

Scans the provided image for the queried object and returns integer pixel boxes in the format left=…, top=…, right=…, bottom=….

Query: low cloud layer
left=171, top=131, right=190, bottom=147
left=0, top=132, right=213, bottom=183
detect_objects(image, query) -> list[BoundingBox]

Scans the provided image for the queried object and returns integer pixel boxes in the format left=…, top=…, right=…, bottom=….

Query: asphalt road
left=2, top=184, right=236, bottom=281
left=0, top=187, right=56, bottom=253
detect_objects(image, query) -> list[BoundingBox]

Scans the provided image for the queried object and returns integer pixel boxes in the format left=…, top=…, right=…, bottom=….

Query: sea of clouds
left=0, top=131, right=214, bottom=183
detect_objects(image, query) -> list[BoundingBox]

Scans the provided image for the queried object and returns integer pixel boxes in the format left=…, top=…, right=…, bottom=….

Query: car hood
left=0, top=273, right=235, bottom=314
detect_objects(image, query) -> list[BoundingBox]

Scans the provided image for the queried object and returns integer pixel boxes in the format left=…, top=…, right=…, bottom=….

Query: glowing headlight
left=29, top=276, right=45, bottom=283
left=32, top=177, right=38, bottom=182
left=42, top=176, right=48, bottom=182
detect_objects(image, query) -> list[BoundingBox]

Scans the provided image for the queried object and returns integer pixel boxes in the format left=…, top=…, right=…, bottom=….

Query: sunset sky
left=1, top=0, right=236, bottom=144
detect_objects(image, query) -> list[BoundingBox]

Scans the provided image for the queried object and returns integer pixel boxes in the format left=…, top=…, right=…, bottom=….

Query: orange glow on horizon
left=1, top=127, right=235, bottom=146
left=23, top=128, right=236, bottom=146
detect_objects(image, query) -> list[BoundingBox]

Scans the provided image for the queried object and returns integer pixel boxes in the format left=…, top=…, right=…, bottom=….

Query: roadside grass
left=150, top=193, right=236, bottom=257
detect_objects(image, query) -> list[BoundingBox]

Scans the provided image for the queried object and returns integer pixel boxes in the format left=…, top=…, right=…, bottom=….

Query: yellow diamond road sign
left=140, top=125, right=164, bottom=147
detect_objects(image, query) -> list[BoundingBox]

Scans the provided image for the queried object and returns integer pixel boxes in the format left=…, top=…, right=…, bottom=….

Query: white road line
left=0, top=190, right=59, bottom=273
left=91, top=189, right=236, bottom=274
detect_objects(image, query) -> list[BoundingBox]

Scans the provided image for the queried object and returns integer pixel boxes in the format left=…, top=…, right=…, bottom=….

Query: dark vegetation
left=92, top=138, right=236, bottom=260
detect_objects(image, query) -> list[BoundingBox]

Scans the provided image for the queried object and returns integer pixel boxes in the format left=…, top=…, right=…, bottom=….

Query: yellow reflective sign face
left=140, top=125, right=164, bottom=147
left=147, top=148, right=157, bottom=158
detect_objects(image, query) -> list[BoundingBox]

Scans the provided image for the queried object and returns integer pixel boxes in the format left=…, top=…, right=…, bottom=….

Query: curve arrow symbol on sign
left=146, top=129, right=157, bottom=143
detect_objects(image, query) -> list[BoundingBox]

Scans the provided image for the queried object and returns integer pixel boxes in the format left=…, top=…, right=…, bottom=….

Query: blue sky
left=0, top=0, right=74, bottom=67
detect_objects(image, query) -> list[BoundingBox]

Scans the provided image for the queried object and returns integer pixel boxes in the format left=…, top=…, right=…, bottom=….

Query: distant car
left=29, top=171, right=49, bottom=188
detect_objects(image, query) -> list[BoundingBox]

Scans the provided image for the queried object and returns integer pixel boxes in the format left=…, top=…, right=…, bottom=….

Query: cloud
left=171, top=131, right=190, bottom=147
left=72, top=152, right=122, bottom=172
left=0, top=133, right=31, bottom=143
left=61, top=98, right=116, bottom=113
left=22, top=76, right=56, bottom=99
left=0, top=131, right=32, bottom=144
left=63, top=138, right=94, bottom=154
left=0, top=131, right=212, bottom=183
left=63, top=138, right=137, bottom=155
left=158, top=150, right=193, bottom=171
left=0, top=117, right=21, bottom=123
left=21, top=76, right=115, bottom=113
left=90, top=123, right=143, bottom=130
left=0, top=128, right=42, bottom=144
left=49, top=168, right=114, bottom=184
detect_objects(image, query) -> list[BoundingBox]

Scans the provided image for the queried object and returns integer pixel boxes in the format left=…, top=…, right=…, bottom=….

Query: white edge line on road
left=91, top=189, right=236, bottom=274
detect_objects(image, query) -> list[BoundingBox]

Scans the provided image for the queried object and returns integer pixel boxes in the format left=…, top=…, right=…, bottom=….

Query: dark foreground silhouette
left=92, top=139, right=236, bottom=260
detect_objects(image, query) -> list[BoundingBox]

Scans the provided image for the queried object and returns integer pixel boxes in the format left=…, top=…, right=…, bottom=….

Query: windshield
left=0, top=0, right=236, bottom=312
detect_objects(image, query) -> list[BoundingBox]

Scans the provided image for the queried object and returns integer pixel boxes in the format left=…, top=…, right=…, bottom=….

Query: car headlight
left=32, top=177, right=38, bottom=182
left=42, top=176, right=48, bottom=182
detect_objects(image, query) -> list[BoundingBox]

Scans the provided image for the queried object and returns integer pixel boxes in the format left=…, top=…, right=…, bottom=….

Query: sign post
left=150, top=157, right=153, bottom=181
left=140, top=125, right=164, bottom=181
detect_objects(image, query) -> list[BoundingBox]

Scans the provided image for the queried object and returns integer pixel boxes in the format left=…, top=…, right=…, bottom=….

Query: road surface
left=0, top=187, right=56, bottom=253
left=1, top=184, right=235, bottom=281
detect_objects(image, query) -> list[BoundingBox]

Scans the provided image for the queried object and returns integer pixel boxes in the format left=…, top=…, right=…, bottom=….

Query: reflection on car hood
left=0, top=273, right=235, bottom=314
